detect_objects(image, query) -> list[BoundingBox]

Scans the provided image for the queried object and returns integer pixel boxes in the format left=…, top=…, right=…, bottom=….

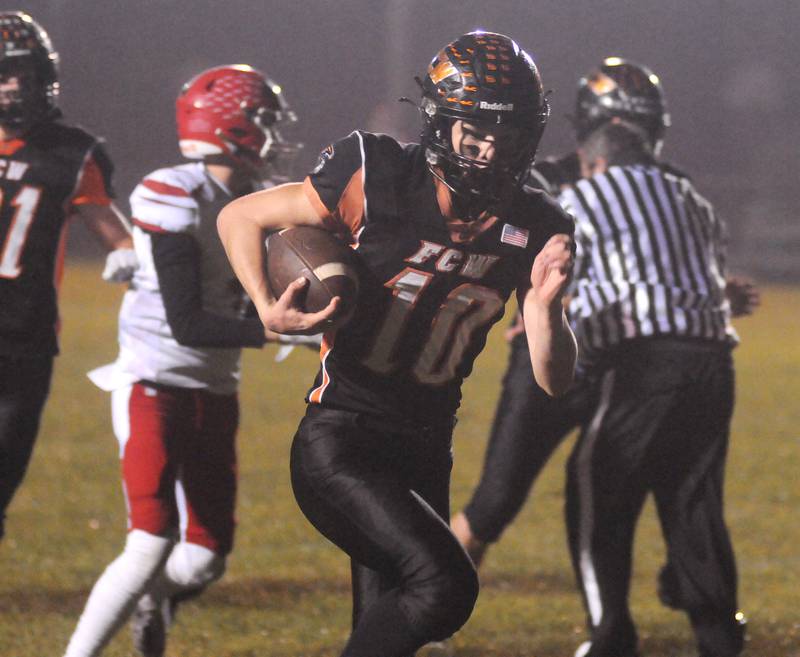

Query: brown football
left=265, top=226, right=359, bottom=322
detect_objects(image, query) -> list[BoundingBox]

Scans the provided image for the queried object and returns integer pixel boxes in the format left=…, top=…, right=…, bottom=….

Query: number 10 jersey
left=303, top=131, right=573, bottom=424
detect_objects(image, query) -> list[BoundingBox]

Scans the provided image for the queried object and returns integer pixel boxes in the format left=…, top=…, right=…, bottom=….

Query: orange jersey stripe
left=303, top=176, right=330, bottom=220
left=0, top=138, right=24, bottom=156
left=71, top=155, right=113, bottom=207
left=303, top=172, right=365, bottom=239
left=308, top=334, right=335, bottom=403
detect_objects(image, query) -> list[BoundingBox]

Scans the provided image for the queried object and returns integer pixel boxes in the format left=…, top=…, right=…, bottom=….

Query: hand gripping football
left=265, top=226, right=359, bottom=322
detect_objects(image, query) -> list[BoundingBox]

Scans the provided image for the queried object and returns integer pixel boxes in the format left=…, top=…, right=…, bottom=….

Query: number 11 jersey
left=303, top=131, right=573, bottom=424
left=0, top=120, right=114, bottom=356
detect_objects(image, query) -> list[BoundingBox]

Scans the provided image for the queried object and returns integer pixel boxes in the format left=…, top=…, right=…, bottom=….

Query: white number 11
left=0, top=185, right=43, bottom=278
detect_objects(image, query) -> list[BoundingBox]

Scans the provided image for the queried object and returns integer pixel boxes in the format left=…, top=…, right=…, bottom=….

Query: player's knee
left=165, top=542, right=226, bottom=590
left=407, top=552, right=479, bottom=640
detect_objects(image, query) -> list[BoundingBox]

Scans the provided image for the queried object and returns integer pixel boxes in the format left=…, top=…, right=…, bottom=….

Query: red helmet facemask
left=176, top=65, right=301, bottom=181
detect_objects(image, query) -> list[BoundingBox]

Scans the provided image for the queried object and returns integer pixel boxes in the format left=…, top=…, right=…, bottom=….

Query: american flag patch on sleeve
left=501, top=223, right=530, bottom=248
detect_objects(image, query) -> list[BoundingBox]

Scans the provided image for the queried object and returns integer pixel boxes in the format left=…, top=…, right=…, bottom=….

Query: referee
left=562, top=120, right=746, bottom=657
left=452, top=57, right=758, bottom=586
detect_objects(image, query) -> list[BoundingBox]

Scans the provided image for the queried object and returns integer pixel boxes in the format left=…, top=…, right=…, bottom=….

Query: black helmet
left=419, top=31, right=549, bottom=218
left=0, top=12, right=59, bottom=128
left=573, top=57, right=670, bottom=150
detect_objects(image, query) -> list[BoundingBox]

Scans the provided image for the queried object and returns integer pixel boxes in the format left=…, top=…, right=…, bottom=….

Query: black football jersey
left=0, top=120, right=114, bottom=356
left=302, top=131, right=573, bottom=423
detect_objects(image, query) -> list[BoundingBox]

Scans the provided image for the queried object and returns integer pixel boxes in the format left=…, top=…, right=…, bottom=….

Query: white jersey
left=92, top=163, right=249, bottom=394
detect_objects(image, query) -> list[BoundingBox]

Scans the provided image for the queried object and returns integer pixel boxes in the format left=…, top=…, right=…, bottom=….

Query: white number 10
left=0, top=185, right=43, bottom=278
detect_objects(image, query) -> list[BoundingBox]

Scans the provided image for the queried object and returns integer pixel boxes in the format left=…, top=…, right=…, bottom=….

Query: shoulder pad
left=130, top=164, right=203, bottom=233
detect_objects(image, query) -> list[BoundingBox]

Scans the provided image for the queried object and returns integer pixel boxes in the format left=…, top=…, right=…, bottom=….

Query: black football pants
left=290, top=404, right=478, bottom=657
left=463, top=334, right=596, bottom=543
left=0, top=353, right=53, bottom=540
left=566, top=339, right=742, bottom=657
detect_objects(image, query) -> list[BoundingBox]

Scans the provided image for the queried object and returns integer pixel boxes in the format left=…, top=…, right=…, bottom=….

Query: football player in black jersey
left=0, top=12, right=135, bottom=542
left=219, top=31, right=576, bottom=657
left=451, top=57, right=760, bottom=570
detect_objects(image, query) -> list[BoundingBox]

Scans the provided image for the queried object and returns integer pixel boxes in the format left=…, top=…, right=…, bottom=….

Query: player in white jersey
left=64, top=65, right=302, bottom=657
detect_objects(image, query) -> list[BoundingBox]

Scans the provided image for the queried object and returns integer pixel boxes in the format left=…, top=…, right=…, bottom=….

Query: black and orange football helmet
left=573, top=57, right=670, bottom=152
left=418, top=31, right=550, bottom=218
left=0, top=12, right=59, bottom=129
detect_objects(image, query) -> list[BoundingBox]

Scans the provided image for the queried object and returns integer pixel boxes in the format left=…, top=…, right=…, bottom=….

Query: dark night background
left=17, top=0, right=799, bottom=279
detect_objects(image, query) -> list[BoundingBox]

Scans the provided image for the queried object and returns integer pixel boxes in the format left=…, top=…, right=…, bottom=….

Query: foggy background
left=20, top=0, right=798, bottom=280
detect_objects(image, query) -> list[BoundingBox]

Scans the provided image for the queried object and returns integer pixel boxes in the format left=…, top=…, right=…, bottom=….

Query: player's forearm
left=523, top=294, right=576, bottom=397
left=217, top=203, right=275, bottom=322
left=218, top=183, right=321, bottom=322
left=77, top=203, right=133, bottom=250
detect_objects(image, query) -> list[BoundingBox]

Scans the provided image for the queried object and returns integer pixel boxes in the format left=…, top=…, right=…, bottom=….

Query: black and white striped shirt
left=559, top=164, right=737, bottom=357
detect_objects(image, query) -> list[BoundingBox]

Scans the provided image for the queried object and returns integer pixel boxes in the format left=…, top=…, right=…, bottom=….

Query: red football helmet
left=176, top=65, right=300, bottom=178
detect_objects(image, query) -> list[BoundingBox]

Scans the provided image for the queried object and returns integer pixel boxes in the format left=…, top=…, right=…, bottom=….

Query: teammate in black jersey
left=451, top=57, right=759, bottom=568
left=0, top=12, right=135, bottom=542
left=219, top=31, right=576, bottom=657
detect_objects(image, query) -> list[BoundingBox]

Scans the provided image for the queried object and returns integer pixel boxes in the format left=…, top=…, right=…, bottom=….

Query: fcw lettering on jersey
left=405, top=240, right=500, bottom=279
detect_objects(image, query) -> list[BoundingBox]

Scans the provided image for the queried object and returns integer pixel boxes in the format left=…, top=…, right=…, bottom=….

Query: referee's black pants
left=0, top=353, right=54, bottom=540
left=290, top=404, right=478, bottom=657
left=463, top=333, right=597, bottom=543
left=566, top=338, right=743, bottom=657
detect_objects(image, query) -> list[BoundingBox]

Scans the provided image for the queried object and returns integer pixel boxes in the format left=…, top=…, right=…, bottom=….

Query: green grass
left=1, top=262, right=798, bottom=656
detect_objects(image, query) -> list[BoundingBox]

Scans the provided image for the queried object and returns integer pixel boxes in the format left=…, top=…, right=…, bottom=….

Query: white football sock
left=145, top=542, right=226, bottom=605
left=165, top=542, right=225, bottom=590
left=63, top=530, right=173, bottom=657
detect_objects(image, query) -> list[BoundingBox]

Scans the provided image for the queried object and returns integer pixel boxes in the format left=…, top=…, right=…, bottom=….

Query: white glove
left=102, top=248, right=138, bottom=282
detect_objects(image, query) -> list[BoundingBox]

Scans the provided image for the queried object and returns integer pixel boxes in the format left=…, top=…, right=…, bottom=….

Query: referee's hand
left=529, top=233, right=575, bottom=308
left=725, top=276, right=761, bottom=317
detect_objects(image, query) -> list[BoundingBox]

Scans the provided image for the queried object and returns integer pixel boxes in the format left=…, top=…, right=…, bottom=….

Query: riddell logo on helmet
left=479, top=101, right=514, bottom=111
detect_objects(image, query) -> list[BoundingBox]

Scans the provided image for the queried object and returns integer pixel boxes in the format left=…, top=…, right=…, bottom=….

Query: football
left=265, top=226, right=359, bottom=322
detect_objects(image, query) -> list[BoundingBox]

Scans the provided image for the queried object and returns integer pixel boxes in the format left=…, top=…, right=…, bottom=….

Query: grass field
left=1, top=261, right=798, bottom=657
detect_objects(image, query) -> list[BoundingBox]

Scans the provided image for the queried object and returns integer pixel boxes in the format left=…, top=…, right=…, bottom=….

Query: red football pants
left=111, top=382, right=238, bottom=555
